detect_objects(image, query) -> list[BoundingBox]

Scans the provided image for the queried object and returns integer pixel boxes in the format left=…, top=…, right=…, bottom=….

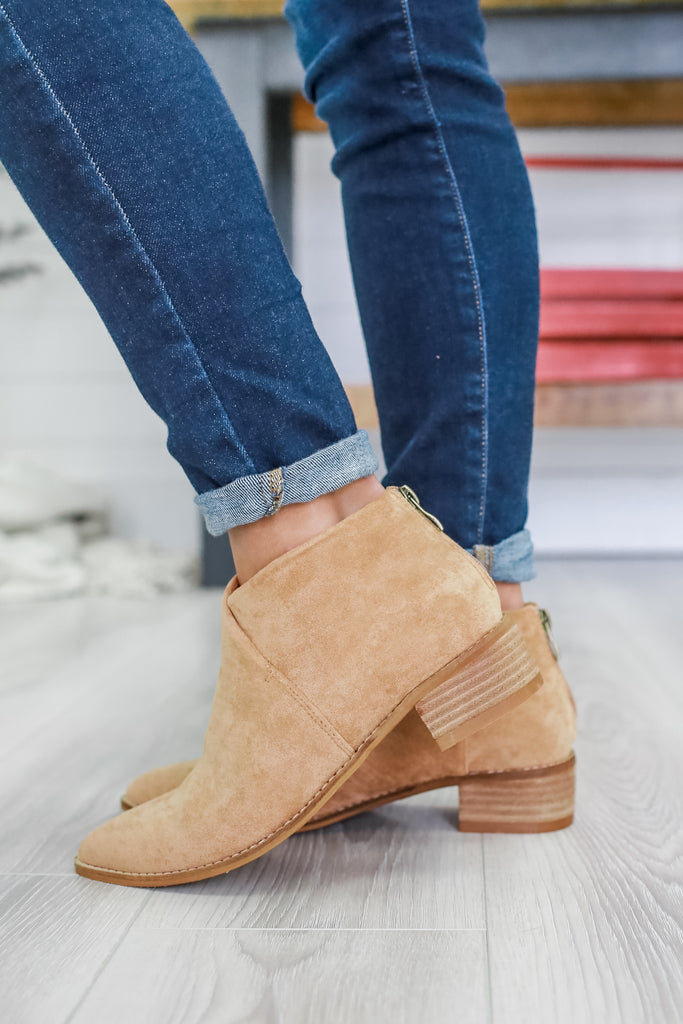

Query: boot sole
left=76, top=618, right=542, bottom=886
left=300, top=753, right=576, bottom=834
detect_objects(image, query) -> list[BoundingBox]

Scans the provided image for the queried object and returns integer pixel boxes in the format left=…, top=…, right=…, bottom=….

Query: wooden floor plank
left=133, top=787, right=484, bottom=931
left=70, top=929, right=490, bottom=1024
left=0, top=875, right=147, bottom=1024
left=484, top=559, right=683, bottom=1023
left=2, top=560, right=682, bottom=1022
left=0, top=592, right=219, bottom=875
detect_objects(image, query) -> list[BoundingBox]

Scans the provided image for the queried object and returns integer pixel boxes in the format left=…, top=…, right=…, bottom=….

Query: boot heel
left=415, top=619, right=542, bottom=751
left=458, top=755, right=576, bottom=833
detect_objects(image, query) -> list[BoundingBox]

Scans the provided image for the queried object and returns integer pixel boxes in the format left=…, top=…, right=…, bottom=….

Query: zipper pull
left=539, top=608, right=560, bottom=661
left=398, top=485, right=444, bottom=532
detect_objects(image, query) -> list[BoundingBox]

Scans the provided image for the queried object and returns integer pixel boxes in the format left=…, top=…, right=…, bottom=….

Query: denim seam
left=398, top=0, right=489, bottom=543
left=0, top=1, right=256, bottom=475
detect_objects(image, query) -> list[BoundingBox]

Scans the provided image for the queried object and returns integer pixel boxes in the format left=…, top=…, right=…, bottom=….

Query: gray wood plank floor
left=1, top=559, right=682, bottom=1023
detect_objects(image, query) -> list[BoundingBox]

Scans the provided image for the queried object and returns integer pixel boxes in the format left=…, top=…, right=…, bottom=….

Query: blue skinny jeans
left=0, top=0, right=538, bottom=582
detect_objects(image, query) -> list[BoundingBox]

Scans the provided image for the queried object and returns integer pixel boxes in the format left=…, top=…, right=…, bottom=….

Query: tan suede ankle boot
left=305, top=603, right=576, bottom=833
left=75, top=487, right=541, bottom=886
left=122, top=604, right=576, bottom=834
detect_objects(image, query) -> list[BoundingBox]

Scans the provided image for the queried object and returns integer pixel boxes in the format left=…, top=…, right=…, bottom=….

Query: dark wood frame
left=170, top=0, right=683, bottom=31
left=293, top=79, right=683, bottom=131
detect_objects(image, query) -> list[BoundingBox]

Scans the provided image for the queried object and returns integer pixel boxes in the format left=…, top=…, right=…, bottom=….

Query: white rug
left=0, top=456, right=198, bottom=602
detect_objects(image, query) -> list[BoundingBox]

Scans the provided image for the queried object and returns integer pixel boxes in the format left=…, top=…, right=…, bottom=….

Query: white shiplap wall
left=0, top=164, right=199, bottom=551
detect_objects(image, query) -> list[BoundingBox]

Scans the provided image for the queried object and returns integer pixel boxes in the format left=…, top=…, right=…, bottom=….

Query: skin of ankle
left=229, top=475, right=385, bottom=583
left=495, top=581, right=524, bottom=611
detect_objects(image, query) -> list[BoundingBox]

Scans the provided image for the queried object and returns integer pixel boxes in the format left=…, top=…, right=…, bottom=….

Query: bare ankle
left=495, top=581, right=524, bottom=611
left=228, top=475, right=384, bottom=583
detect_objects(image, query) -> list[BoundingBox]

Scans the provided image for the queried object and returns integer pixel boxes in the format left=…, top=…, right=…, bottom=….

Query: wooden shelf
left=506, top=78, right=683, bottom=127
left=293, top=80, right=683, bottom=130
left=169, top=1, right=283, bottom=29
left=534, top=381, right=683, bottom=425
left=345, top=382, right=683, bottom=428
left=481, top=0, right=683, bottom=8
left=169, top=0, right=683, bottom=24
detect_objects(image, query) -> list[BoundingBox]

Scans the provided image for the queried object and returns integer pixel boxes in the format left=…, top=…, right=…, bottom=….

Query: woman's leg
left=1, top=0, right=544, bottom=887
left=285, top=0, right=539, bottom=595
left=0, top=0, right=380, bottom=576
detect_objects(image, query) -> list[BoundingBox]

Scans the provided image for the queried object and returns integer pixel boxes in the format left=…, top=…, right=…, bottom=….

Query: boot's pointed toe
left=77, top=593, right=356, bottom=885
left=76, top=795, right=175, bottom=882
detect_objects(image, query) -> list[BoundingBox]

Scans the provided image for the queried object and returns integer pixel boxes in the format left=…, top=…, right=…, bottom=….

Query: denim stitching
left=0, top=2, right=256, bottom=473
left=399, top=0, right=489, bottom=543
left=196, top=430, right=378, bottom=533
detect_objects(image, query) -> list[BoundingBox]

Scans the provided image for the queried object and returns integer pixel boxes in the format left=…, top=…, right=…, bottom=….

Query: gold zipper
left=539, top=608, right=560, bottom=661
left=398, top=485, right=444, bottom=531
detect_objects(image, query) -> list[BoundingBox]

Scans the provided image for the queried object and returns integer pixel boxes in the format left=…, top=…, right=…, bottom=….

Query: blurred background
left=2, top=6, right=683, bottom=1019
left=1, top=0, right=682, bottom=597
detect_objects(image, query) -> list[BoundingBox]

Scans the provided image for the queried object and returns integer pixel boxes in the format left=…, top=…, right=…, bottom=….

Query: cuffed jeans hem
left=471, top=528, right=535, bottom=583
left=194, top=429, right=379, bottom=535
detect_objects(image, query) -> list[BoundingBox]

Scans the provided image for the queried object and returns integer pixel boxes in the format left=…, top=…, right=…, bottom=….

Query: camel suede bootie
left=75, top=487, right=542, bottom=887
left=123, top=604, right=576, bottom=834
left=305, top=603, right=576, bottom=833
